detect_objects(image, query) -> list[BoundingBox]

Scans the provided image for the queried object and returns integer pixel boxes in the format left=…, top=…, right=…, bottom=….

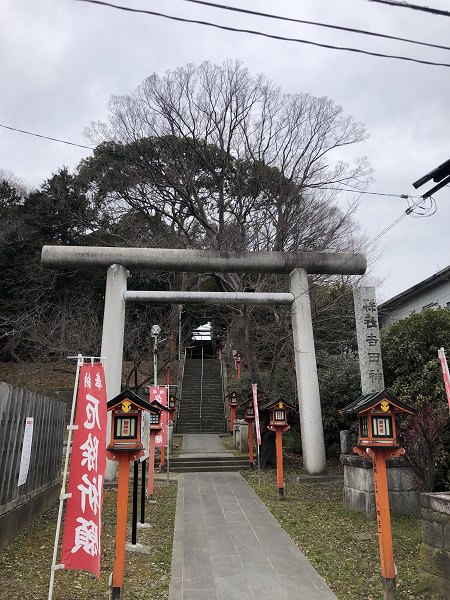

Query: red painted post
left=165, top=363, right=171, bottom=386
left=368, top=447, right=397, bottom=599
left=230, top=406, right=237, bottom=434
left=248, top=421, right=254, bottom=466
left=275, top=428, right=285, bottom=498
left=111, top=453, right=131, bottom=598
left=147, top=429, right=157, bottom=499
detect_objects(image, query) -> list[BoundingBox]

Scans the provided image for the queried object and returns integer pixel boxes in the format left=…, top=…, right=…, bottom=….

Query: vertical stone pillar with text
left=353, top=287, right=384, bottom=395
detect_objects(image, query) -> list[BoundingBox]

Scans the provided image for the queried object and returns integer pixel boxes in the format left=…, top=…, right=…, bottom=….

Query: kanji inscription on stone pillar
left=353, top=287, right=385, bottom=395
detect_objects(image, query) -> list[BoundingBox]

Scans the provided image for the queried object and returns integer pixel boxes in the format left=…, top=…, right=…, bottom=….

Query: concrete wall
left=0, top=480, right=60, bottom=551
left=341, top=454, right=420, bottom=517
left=233, top=420, right=248, bottom=453
left=420, top=491, right=450, bottom=599
left=380, top=279, right=450, bottom=326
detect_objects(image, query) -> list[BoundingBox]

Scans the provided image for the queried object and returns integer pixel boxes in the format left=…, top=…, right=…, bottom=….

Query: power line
left=368, top=0, right=450, bottom=17
left=0, top=124, right=93, bottom=150
left=177, top=0, right=450, bottom=52
left=0, top=123, right=422, bottom=202
left=315, top=186, right=419, bottom=200
left=73, top=0, right=450, bottom=69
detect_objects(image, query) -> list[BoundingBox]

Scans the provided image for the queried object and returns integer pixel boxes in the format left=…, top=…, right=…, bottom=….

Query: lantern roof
left=149, top=399, right=171, bottom=413
left=107, top=388, right=159, bottom=413
left=169, top=394, right=179, bottom=402
left=339, top=389, right=416, bottom=416
left=240, top=397, right=254, bottom=408
left=261, top=398, right=296, bottom=412
left=226, top=391, right=240, bottom=400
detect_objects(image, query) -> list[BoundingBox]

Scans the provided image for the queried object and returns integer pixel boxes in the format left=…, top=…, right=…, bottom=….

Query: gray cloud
left=1, top=0, right=449, bottom=300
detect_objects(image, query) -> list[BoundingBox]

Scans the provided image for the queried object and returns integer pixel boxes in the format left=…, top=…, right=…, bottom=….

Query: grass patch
left=243, top=469, right=445, bottom=600
left=0, top=479, right=177, bottom=600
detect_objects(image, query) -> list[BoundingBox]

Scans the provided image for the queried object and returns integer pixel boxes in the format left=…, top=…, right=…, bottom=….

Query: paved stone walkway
left=179, top=433, right=234, bottom=457
left=168, top=468, right=338, bottom=599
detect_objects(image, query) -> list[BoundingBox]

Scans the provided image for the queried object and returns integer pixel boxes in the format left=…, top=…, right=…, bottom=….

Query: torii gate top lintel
left=41, top=246, right=366, bottom=275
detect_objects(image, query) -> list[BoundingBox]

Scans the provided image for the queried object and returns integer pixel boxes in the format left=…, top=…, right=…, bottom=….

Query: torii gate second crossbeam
left=41, top=246, right=366, bottom=477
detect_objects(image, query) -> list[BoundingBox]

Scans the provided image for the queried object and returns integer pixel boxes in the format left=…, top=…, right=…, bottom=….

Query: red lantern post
left=264, top=398, right=295, bottom=498
left=106, top=390, right=158, bottom=599
left=226, top=391, right=240, bottom=434
left=340, top=389, right=415, bottom=600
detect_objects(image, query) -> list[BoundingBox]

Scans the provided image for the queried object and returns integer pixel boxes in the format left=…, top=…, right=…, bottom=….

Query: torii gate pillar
left=100, top=264, right=127, bottom=481
left=290, top=268, right=326, bottom=474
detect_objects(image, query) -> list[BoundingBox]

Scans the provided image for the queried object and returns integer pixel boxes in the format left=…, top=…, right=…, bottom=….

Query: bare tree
left=84, top=60, right=370, bottom=263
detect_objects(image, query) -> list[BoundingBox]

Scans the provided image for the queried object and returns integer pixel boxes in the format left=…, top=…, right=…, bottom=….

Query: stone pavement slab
left=178, top=433, right=234, bottom=457
left=169, top=471, right=338, bottom=600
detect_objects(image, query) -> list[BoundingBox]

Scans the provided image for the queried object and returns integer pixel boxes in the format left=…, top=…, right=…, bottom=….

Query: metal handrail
left=176, top=347, right=187, bottom=433
left=199, top=346, right=204, bottom=431
left=219, top=350, right=228, bottom=431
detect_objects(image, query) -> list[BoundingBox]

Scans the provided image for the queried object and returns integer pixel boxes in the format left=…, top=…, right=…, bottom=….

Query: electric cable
left=0, top=123, right=420, bottom=202
left=73, top=0, right=450, bottom=69
left=177, top=0, right=450, bottom=52
left=368, top=0, right=450, bottom=18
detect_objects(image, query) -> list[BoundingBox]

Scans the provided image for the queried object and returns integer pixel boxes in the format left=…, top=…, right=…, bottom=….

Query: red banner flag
left=150, top=386, right=168, bottom=447
left=252, top=384, right=261, bottom=446
left=61, top=363, right=107, bottom=578
left=438, top=348, right=450, bottom=411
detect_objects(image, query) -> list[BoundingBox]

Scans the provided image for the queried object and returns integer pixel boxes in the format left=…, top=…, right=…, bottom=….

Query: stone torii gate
left=41, top=246, right=366, bottom=476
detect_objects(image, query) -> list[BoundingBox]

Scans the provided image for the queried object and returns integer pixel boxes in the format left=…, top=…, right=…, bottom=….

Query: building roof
left=379, top=265, right=450, bottom=312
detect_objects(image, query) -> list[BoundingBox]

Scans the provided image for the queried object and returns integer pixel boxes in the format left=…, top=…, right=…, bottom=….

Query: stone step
left=157, top=455, right=250, bottom=472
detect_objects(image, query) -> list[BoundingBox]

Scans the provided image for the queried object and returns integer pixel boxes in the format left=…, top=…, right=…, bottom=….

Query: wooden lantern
left=149, top=398, right=171, bottom=428
left=226, top=391, right=240, bottom=408
left=168, top=394, right=178, bottom=411
left=340, top=389, right=415, bottom=449
left=340, top=389, right=415, bottom=599
left=226, top=391, right=240, bottom=434
left=241, top=398, right=255, bottom=421
left=107, top=389, right=158, bottom=453
left=266, top=398, right=295, bottom=430
left=263, top=398, right=296, bottom=498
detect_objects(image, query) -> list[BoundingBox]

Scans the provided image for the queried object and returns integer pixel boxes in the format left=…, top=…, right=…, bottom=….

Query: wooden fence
left=0, top=382, right=65, bottom=548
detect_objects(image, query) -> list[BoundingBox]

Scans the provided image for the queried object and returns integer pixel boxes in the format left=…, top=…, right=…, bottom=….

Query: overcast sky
left=1, top=0, right=450, bottom=302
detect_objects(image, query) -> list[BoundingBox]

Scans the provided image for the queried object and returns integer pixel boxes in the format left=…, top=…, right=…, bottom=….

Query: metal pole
left=131, top=460, right=138, bottom=545
left=257, top=445, right=261, bottom=486
left=199, top=346, right=204, bottom=431
left=153, top=335, right=158, bottom=387
left=140, top=460, right=146, bottom=524
left=48, top=354, right=83, bottom=600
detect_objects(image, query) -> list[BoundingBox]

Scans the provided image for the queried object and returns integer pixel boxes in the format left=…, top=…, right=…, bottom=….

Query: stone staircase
left=177, top=359, right=227, bottom=433
left=167, top=455, right=250, bottom=473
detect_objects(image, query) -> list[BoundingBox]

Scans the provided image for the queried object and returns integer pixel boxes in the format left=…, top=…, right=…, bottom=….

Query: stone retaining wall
left=341, top=454, right=420, bottom=517
left=420, top=491, right=450, bottom=599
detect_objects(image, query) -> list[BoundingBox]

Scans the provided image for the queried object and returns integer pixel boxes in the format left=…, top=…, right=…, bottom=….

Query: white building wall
left=380, top=279, right=450, bottom=326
